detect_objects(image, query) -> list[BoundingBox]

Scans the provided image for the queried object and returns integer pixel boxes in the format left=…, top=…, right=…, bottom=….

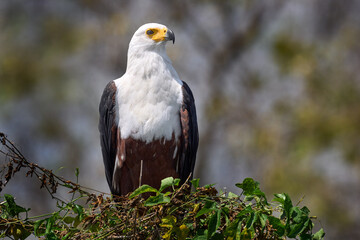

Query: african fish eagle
left=99, top=23, right=198, bottom=196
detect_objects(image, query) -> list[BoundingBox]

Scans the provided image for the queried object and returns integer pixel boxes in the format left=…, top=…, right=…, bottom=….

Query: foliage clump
left=0, top=132, right=324, bottom=239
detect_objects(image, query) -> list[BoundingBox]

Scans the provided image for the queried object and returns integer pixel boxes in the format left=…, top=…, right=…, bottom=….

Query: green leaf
left=4, top=194, right=28, bottom=217
left=129, top=184, right=158, bottom=199
left=73, top=204, right=83, bottom=215
left=159, top=177, right=175, bottom=192
left=246, top=212, right=257, bottom=229
left=272, top=193, right=286, bottom=204
left=299, top=233, right=312, bottom=240
left=284, top=194, right=293, bottom=214
left=221, top=207, right=230, bottom=220
left=195, top=201, right=216, bottom=218
left=173, top=178, right=181, bottom=187
left=268, top=216, right=285, bottom=236
left=259, top=213, right=268, bottom=228
left=160, top=215, right=177, bottom=240
left=244, top=195, right=254, bottom=202
left=160, top=216, right=189, bottom=240
left=312, top=228, right=325, bottom=240
left=208, top=209, right=221, bottom=238
left=72, top=204, right=85, bottom=221
left=63, top=216, right=74, bottom=224
left=237, top=205, right=253, bottom=217
left=195, top=207, right=213, bottom=218
left=224, top=217, right=241, bottom=239
left=236, top=218, right=243, bottom=240
left=194, top=229, right=208, bottom=240
left=34, top=219, right=46, bottom=236
left=160, top=215, right=177, bottom=228
left=288, top=219, right=309, bottom=238
left=75, top=168, right=79, bottom=178
left=46, top=216, right=56, bottom=235
left=62, top=231, right=75, bottom=240
left=73, top=215, right=81, bottom=228
left=46, top=232, right=58, bottom=240
left=191, top=178, right=200, bottom=189
left=253, top=189, right=267, bottom=204
left=236, top=178, right=255, bottom=193
left=144, top=193, right=170, bottom=206
left=240, top=227, right=254, bottom=240
left=228, top=192, right=238, bottom=198
left=204, top=183, right=216, bottom=188
left=178, top=224, right=190, bottom=239
left=63, top=184, right=73, bottom=189
left=274, top=193, right=293, bottom=216
left=291, top=206, right=303, bottom=223
left=301, top=206, right=310, bottom=215
left=236, top=178, right=263, bottom=198
left=9, top=224, right=31, bottom=240
left=225, top=208, right=253, bottom=239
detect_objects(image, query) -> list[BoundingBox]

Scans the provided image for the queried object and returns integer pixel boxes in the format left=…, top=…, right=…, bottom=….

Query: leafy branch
left=0, top=132, right=325, bottom=239
left=0, top=132, right=98, bottom=203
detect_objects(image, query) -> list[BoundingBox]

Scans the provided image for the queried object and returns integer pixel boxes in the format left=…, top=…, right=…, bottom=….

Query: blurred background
left=1, top=0, right=360, bottom=239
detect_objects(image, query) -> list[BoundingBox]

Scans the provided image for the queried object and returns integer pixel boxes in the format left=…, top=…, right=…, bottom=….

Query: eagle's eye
left=146, top=29, right=154, bottom=35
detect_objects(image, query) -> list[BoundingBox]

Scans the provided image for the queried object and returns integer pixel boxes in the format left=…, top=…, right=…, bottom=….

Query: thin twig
left=139, top=159, right=143, bottom=187
left=171, top=172, right=192, bottom=201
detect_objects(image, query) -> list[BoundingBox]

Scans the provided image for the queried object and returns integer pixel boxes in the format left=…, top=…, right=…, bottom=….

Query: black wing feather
left=179, top=81, right=199, bottom=183
left=98, top=81, right=118, bottom=190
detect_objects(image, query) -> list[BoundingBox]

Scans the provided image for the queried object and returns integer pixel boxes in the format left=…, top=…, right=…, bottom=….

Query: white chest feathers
left=115, top=74, right=183, bottom=143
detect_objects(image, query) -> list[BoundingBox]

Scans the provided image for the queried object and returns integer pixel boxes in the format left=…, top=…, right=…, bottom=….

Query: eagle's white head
left=125, top=23, right=177, bottom=77
left=117, top=23, right=183, bottom=142
left=129, top=23, right=175, bottom=50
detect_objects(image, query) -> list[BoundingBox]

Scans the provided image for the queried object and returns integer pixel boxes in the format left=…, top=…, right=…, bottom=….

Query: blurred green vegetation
left=0, top=1, right=359, bottom=239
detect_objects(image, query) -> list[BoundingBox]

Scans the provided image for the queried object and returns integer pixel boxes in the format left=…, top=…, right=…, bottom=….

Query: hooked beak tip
left=168, top=29, right=175, bottom=44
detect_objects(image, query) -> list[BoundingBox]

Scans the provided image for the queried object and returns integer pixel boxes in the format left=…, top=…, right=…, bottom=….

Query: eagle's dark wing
left=179, top=81, right=199, bottom=183
left=98, top=81, right=118, bottom=192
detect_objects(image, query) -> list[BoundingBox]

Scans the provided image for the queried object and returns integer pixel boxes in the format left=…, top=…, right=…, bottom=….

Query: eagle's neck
left=126, top=45, right=180, bottom=83
left=115, top=45, right=183, bottom=143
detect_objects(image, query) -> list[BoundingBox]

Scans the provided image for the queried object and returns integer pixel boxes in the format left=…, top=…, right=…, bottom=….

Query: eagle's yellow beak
left=146, top=27, right=175, bottom=44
